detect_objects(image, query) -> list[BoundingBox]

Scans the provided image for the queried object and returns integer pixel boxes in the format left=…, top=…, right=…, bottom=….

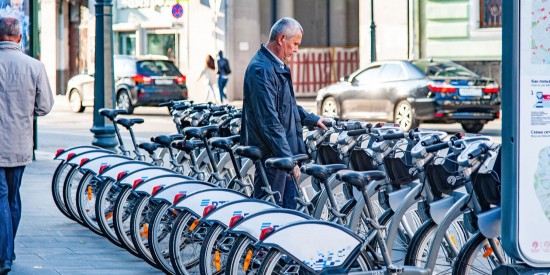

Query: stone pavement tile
left=7, top=265, right=60, bottom=275
left=54, top=267, right=161, bottom=275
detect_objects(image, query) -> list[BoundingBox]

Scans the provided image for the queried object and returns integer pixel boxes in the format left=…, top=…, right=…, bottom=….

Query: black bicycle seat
left=301, top=164, right=348, bottom=182
left=172, top=140, right=204, bottom=152
left=116, top=118, right=144, bottom=129
left=184, top=125, right=219, bottom=139
left=235, top=146, right=263, bottom=161
left=98, top=108, right=127, bottom=120
left=336, top=170, right=386, bottom=190
left=208, top=135, right=240, bottom=151
left=138, top=142, right=160, bottom=155
left=152, top=135, right=173, bottom=147
left=265, top=154, right=309, bottom=172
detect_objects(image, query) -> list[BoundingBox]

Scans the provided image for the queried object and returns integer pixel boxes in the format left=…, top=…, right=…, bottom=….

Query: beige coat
left=0, top=41, right=54, bottom=167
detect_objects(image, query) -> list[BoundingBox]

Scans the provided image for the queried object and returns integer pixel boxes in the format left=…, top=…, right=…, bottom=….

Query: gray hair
left=268, top=17, right=303, bottom=42
left=0, top=17, right=22, bottom=38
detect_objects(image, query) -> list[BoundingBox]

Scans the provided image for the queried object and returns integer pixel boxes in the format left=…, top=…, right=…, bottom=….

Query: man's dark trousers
left=0, top=166, right=25, bottom=262
left=253, top=163, right=297, bottom=209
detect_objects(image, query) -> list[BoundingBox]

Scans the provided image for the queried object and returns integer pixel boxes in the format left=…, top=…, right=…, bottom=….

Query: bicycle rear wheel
left=452, top=233, right=511, bottom=275
left=51, top=161, right=76, bottom=220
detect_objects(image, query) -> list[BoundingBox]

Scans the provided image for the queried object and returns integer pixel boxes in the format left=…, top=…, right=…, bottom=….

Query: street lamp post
left=90, top=0, right=117, bottom=149
left=370, top=0, right=376, bottom=62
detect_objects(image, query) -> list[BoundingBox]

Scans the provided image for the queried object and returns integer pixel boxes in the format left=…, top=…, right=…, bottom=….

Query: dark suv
left=66, top=55, right=188, bottom=114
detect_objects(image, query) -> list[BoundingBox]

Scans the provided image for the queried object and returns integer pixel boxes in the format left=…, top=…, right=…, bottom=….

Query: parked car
left=67, top=55, right=188, bottom=114
left=316, top=59, right=501, bottom=133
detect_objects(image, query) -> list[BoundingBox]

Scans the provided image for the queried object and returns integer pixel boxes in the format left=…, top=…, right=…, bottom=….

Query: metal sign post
left=501, top=0, right=550, bottom=272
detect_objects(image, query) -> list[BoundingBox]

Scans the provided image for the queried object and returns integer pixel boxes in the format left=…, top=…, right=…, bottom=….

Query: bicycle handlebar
left=375, top=132, right=406, bottom=142
left=468, top=143, right=490, bottom=159
left=421, top=135, right=441, bottom=146
left=425, top=142, right=450, bottom=153
left=347, top=129, right=368, bottom=137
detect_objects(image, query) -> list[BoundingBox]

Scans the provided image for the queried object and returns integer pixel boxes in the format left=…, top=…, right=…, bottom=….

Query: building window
left=480, top=0, right=502, bottom=28
left=116, top=32, right=136, bottom=56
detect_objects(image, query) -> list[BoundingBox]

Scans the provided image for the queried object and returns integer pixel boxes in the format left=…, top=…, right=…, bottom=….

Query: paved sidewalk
left=12, top=155, right=163, bottom=274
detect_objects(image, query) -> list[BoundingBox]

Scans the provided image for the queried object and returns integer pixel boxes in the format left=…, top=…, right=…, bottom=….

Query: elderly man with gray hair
left=241, top=17, right=329, bottom=209
left=0, top=17, right=54, bottom=274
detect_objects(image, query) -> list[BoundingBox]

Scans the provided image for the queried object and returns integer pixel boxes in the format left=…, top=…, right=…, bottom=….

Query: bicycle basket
left=473, top=149, right=502, bottom=209
left=383, top=142, right=417, bottom=186
left=317, top=143, right=345, bottom=165
left=426, top=154, right=466, bottom=197
left=350, top=148, right=378, bottom=171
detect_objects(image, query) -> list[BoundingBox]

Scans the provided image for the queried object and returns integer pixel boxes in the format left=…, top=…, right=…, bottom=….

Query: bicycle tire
left=148, top=203, right=177, bottom=274
left=225, top=235, right=261, bottom=275
left=199, top=224, right=227, bottom=275
left=169, top=212, right=203, bottom=274
left=129, top=195, right=160, bottom=268
left=51, top=161, right=76, bottom=220
left=112, top=186, right=141, bottom=257
left=94, top=179, right=123, bottom=247
left=62, top=165, right=86, bottom=225
left=75, top=172, right=104, bottom=235
left=452, top=233, right=510, bottom=275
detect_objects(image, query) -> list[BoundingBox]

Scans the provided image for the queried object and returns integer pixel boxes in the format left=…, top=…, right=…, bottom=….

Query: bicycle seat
left=265, top=154, right=309, bottom=172
left=138, top=142, right=160, bottom=155
left=116, top=118, right=144, bottom=129
left=98, top=108, right=127, bottom=120
left=184, top=125, right=219, bottom=139
left=172, top=140, right=204, bottom=152
left=152, top=135, right=173, bottom=147
left=336, top=170, right=386, bottom=190
left=301, top=163, right=347, bottom=182
left=235, top=146, right=263, bottom=161
left=208, top=135, right=240, bottom=151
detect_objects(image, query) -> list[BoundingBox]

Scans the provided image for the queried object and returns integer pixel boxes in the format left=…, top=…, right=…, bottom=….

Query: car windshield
left=412, top=60, right=479, bottom=78
left=137, top=60, right=181, bottom=76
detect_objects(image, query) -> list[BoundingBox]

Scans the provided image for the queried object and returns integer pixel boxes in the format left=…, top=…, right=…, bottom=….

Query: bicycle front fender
left=133, top=174, right=194, bottom=195
left=100, top=161, right=152, bottom=180
left=203, top=199, right=277, bottom=227
left=53, top=145, right=106, bottom=160
left=228, top=209, right=312, bottom=241
left=79, top=155, right=132, bottom=175
left=477, top=207, right=501, bottom=239
left=150, top=181, right=215, bottom=204
left=172, top=188, right=247, bottom=217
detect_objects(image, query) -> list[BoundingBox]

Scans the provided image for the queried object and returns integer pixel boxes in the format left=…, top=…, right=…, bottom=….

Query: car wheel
left=321, top=97, right=340, bottom=117
left=394, top=100, right=418, bottom=132
left=69, top=89, right=85, bottom=113
left=461, top=122, right=485, bottom=133
left=117, top=90, right=134, bottom=114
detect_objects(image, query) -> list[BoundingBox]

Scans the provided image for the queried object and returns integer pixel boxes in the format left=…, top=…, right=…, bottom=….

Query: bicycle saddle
left=336, top=170, right=386, bottom=190
left=116, top=118, right=144, bottom=129
left=184, top=125, right=219, bottom=139
left=265, top=154, right=309, bottom=172
left=138, top=142, right=160, bottom=155
left=235, top=146, right=263, bottom=161
left=98, top=108, right=127, bottom=120
left=208, top=135, right=240, bottom=151
left=301, top=163, right=347, bottom=182
left=172, top=140, right=204, bottom=152
left=152, top=135, right=175, bottom=147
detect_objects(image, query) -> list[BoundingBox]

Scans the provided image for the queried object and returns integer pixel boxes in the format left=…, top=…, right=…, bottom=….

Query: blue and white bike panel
left=228, top=209, right=312, bottom=241
left=79, top=155, right=132, bottom=175
left=258, top=220, right=362, bottom=272
left=172, top=188, right=247, bottom=217
left=132, top=175, right=195, bottom=195
left=99, top=161, right=153, bottom=180
left=118, top=167, right=179, bottom=187
left=149, top=181, right=215, bottom=205
left=53, top=145, right=106, bottom=161
left=202, top=199, right=277, bottom=227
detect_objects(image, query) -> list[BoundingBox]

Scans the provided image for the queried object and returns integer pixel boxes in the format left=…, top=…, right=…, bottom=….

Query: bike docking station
left=500, top=0, right=550, bottom=274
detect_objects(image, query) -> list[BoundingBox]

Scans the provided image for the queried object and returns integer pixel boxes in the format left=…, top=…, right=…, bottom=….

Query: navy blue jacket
left=241, top=45, right=320, bottom=158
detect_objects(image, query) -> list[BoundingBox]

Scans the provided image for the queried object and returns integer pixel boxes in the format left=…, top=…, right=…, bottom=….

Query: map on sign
left=534, top=146, right=550, bottom=221
left=532, top=0, right=550, bottom=64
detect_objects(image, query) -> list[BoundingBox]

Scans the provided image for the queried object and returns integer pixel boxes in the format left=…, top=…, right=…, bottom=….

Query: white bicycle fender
left=172, top=188, right=247, bottom=217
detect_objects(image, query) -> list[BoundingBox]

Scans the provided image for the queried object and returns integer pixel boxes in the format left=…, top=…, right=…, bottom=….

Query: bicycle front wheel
left=452, top=233, right=511, bottom=275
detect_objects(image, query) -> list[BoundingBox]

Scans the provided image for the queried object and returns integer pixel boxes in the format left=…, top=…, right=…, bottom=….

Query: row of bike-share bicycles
left=50, top=99, right=510, bottom=275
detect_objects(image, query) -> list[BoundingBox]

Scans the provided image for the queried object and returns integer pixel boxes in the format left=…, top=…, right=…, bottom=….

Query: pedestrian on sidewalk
left=216, top=50, right=231, bottom=103
left=241, top=17, right=328, bottom=209
left=198, top=54, right=218, bottom=103
left=0, top=17, right=54, bottom=274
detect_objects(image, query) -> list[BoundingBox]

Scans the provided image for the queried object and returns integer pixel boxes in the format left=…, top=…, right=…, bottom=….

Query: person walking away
left=198, top=55, right=218, bottom=103
left=216, top=50, right=231, bottom=103
left=0, top=17, right=54, bottom=274
left=241, top=17, right=328, bottom=209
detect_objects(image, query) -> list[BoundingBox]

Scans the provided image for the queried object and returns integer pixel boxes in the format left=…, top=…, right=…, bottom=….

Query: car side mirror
left=351, top=78, right=359, bottom=86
